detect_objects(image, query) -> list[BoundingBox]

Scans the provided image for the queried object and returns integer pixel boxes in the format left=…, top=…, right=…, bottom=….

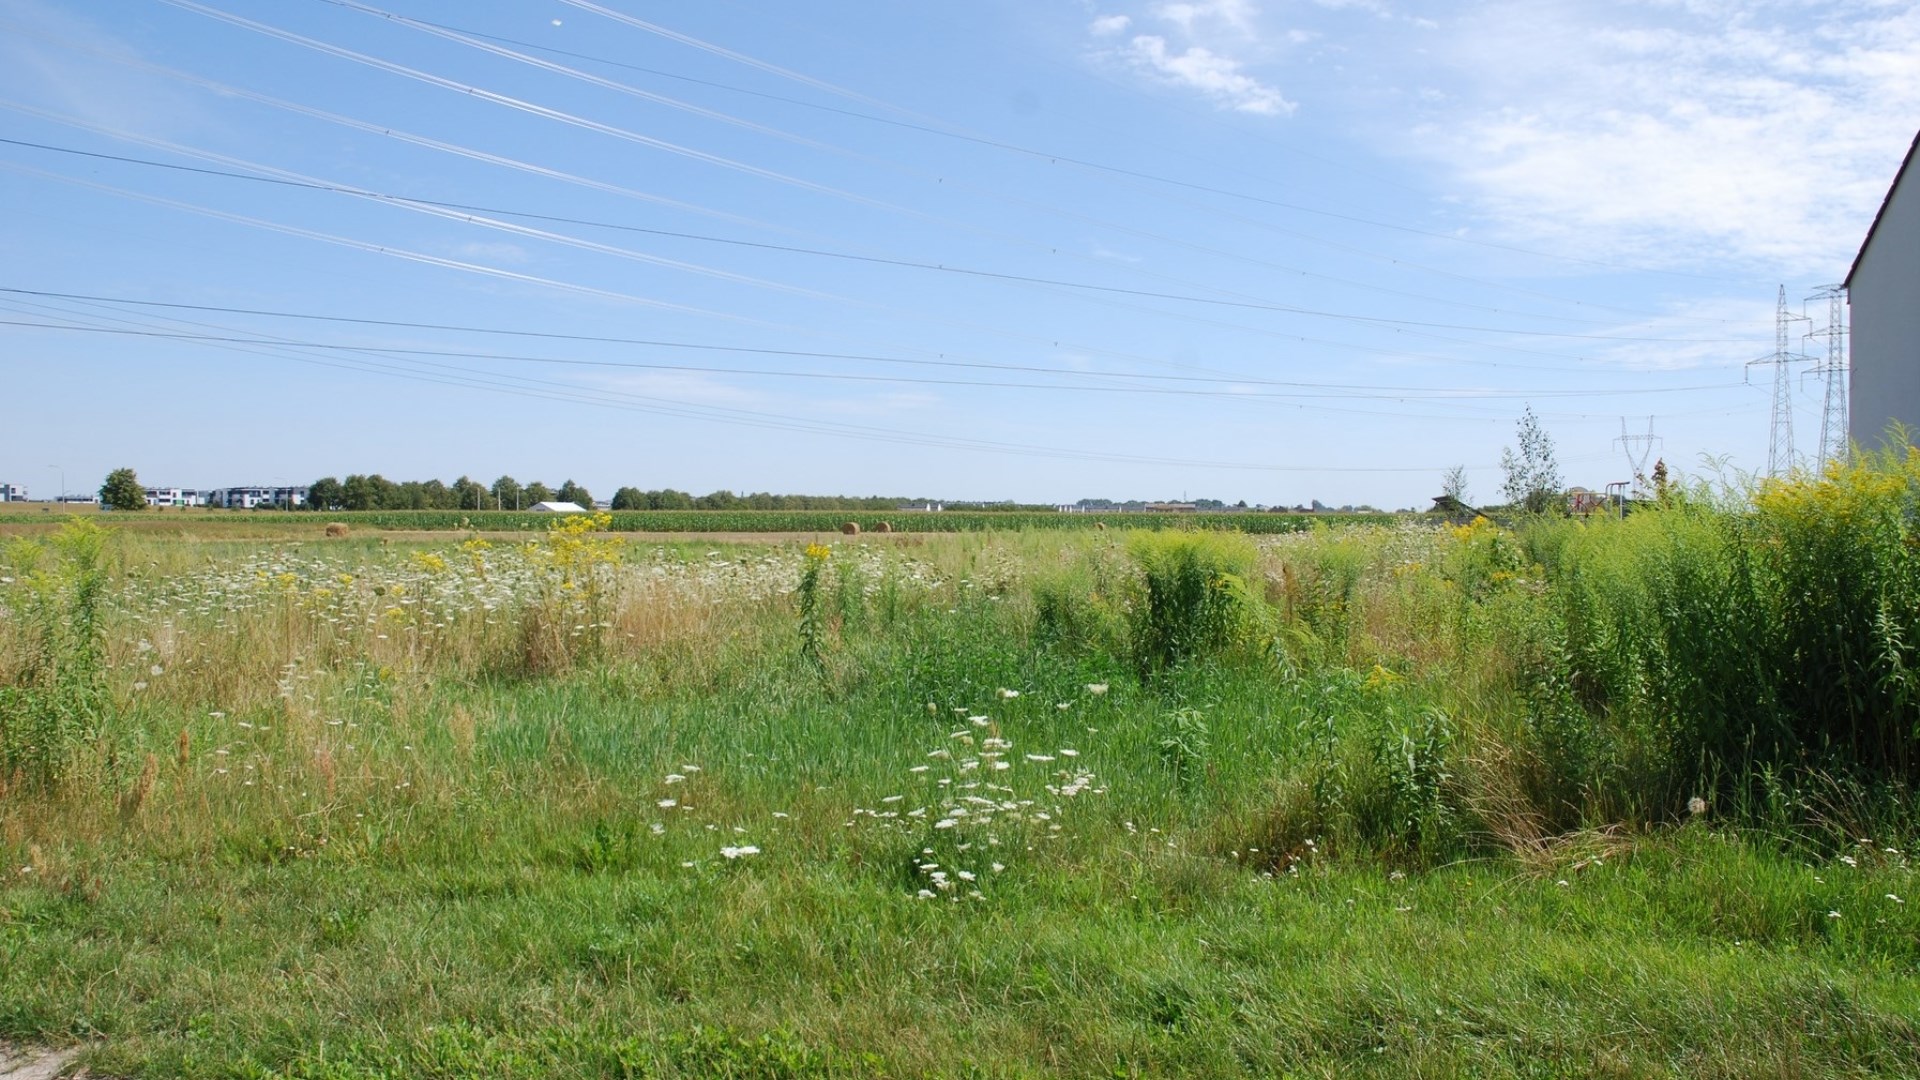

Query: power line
left=0, top=136, right=1753, bottom=346
left=0, top=316, right=1743, bottom=402
left=544, top=0, right=1754, bottom=288
left=322, top=0, right=1740, bottom=326
left=0, top=300, right=1511, bottom=472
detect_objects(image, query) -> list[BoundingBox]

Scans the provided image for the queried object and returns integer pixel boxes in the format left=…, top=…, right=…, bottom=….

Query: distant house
left=143, top=487, right=208, bottom=508
left=1143, top=502, right=1197, bottom=513
left=529, top=501, right=586, bottom=513
left=1848, top=128, right=1920, bottom=449
left=0, top=483, right=24, bottom=503
left=207, top=486, right=304, bottom=510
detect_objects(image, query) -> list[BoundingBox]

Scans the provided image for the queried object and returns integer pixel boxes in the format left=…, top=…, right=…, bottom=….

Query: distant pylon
left=1805, top=284, right=1848, bottom=469
left=1748, top=286, right=1811, bottom=478
left=1614, top=417, right=1661, bottom=496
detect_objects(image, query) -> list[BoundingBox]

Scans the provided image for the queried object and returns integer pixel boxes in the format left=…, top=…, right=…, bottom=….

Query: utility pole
left=1748, top=286, right=1813, bottom=478
left=1805, top=284, right=1849, bottom=469
left=1613, top=417, right=1661, bottom=497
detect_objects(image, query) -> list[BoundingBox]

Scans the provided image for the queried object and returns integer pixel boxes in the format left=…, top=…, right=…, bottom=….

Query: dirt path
left=0, top=1045, right=81, bottom=1079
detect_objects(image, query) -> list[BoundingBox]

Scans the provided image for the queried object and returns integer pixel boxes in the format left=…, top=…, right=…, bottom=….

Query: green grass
left=5, top=486, right=1920, bottom=1077
left=0, top=508, right=1393, bottom=535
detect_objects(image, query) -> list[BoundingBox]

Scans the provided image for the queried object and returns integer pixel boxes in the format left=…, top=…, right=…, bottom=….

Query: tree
left=1500, top=405, right=1563, bottom=514
left=307, top=477, right=345, bottom=512
left=1441, top=464, right=1471, bottom=506
left=342, top=474, right=395, bottom=511
left=649, top=489, right=694, bottom=510
left=610, top=486, right=646, bottom=510
left=556, top=480, right=593, bottom=508
left=490, top=475, right=523, bottom=511
left=452, top=476, right=489, bottom=510
left=524, top=481, right=554, bottom=505
left=99, top=468, right=146, bottom=511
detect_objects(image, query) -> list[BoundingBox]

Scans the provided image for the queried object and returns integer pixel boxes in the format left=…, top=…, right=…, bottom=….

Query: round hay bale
left=873, top=521, right=893, bottom=534
left=840, top=521, right=862, bottom=535
left=324, top=522, right=350, bottom=538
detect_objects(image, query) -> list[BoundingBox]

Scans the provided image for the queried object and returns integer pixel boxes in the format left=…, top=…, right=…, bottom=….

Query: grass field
left=0, top=507, right=1392, bottom=536
left=3, top=470, right=1919, bottom=1077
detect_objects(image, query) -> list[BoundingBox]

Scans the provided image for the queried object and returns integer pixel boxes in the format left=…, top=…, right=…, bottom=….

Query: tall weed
left=0, top=520, right=111, bottom=787
left=1127, top=530, right=1262, bottom=674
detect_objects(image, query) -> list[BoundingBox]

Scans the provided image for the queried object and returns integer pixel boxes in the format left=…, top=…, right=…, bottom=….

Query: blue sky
left=2, top=0, right=1916, bottom=507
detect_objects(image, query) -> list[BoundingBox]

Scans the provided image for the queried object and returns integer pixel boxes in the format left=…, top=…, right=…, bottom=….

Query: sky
left=1, top=0, right=1916, bottom=508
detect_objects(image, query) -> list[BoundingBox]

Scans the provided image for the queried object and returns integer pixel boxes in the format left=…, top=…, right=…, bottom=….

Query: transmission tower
left=1805, top=284, right=1849, bottom=469
left=1614, top=416, right=1661, bottom=496
left=1747, top=286, right=1812, bottom=478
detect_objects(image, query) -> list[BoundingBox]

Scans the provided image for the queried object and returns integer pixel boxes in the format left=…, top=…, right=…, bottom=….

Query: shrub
left=0, top=520, right=111, bottom=787
left=1127, top=531, right=1262, bottom=674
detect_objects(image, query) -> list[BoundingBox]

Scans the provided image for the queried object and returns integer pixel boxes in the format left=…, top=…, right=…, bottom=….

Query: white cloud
left=1155, top=0, right=1260, bottom=37
left=0, top=0, right=208, bottom=138
left=1404, top=0, right=1920, bottom=270
left=450, top=241, right=531, bottom=265
left=1085, top=0, right=1297, bottom=115
left=1122, top=34, right=1293, bottom=114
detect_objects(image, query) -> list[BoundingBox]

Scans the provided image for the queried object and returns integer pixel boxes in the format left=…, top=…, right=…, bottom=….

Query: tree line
left=300, top=476, right=946, bottom=512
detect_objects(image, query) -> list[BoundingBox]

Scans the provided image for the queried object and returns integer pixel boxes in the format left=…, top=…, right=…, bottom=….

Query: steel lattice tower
left=1748, top=286, right=1810, bottom=478
left=1614, top=416, right=1661, bottom=495
left=1806, top=284, right=1849, bottom=469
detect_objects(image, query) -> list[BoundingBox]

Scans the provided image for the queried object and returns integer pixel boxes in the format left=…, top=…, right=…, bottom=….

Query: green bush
left=1127, top=530, right=1262, bottom=674
left=0, top=520, right=111, bottom=787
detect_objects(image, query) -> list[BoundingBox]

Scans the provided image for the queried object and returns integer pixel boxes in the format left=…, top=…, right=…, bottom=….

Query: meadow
left=0, top=508, right=1390, bottom=536
left=2, top=457, right=1919, bottom=1078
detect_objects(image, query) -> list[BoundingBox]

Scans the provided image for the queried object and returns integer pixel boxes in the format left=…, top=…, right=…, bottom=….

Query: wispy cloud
left=1403, top=0, right=1920, bottom=271
left=450, top=241, right=531, bottom=265
left=1085, top=0, right=1294, bottom=115
left=1121, top=34, right=1293, bottom=114
left=0, top=0, right=208, bottom=139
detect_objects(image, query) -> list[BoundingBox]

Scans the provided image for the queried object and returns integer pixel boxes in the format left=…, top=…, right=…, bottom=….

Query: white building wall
left=1850, top=138, right=1920, bottom=449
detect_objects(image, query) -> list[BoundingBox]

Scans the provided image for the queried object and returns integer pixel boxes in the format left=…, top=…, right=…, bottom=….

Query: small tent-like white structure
left=529, top=501, right=587, bottom=513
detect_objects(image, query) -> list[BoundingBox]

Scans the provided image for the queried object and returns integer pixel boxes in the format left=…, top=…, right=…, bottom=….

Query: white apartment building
left=143, top=487, right=208, bottom=508
left=0, top=483, right=25, bottom=502
left=207, top=486, right=306, bottom=510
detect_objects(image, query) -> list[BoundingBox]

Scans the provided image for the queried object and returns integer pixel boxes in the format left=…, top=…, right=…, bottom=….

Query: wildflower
left=1888, top=894, right=1905, bottom=904
left=1827, top=910, right=1842, bottom=919
left=664, top=774, right=687, bottom=784
left=657, top=799, right=677, bottom=809
left=1688, top=796, right=1707, bottom=816
left=916, top=889, right=935, bottom=899
left=1058, top=748, right=1079, bottom=757
left=998, top=688, right=1019, bottom=699
left=1085, top=683, right=1109, bottom=696
left=720, top=845, right=760, bottom=859
left=650, top=823, right=665, bottom=835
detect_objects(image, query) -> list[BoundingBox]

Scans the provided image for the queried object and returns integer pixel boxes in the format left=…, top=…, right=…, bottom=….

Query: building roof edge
left=1846, top=127, right=1920, bottom=290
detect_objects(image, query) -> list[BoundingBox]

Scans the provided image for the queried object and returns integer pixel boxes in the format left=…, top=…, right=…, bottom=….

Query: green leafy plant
left=0, top=519, right=111, bottom=787
left=1127, top=530, right=1262, bottom=674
